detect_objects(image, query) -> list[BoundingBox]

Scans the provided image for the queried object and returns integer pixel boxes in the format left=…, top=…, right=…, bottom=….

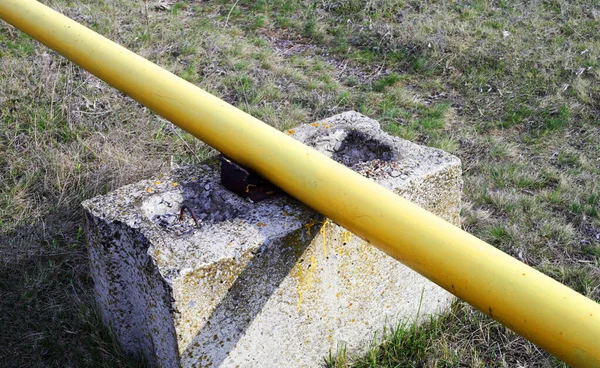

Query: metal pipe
left=1, top=1, right=598, bottom=365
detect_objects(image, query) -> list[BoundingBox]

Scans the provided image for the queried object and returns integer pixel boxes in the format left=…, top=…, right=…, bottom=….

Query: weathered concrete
left=83, top=111, right=462, bottom=367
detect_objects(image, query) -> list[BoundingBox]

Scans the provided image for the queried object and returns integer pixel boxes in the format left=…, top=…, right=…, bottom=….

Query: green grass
left=1, top=0, right=599, bottom=366
left=325, top=301, right=565, bottom=368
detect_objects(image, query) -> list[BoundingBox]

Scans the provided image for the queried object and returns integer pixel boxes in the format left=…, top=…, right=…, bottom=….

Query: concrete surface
left=82, top=111, right=462, bottom=367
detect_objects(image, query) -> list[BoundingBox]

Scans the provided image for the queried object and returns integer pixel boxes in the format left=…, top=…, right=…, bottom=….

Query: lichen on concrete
left=83, top=111, right=462, bottom=367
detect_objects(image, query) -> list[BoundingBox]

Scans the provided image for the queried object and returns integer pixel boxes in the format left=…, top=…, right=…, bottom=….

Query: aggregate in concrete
left=83, top=111, right=462, bottom=367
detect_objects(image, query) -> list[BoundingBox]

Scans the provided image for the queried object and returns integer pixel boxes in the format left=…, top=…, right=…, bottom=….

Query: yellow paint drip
left=305, top=218, right=316, bottom=236
left=336, top=231, right=353, bottom=255
left=360, top=240, right=369, bottom=252
left=320, top=219, right=329, bottom=257
left=295, top=255, right=317, bottom=312
left=343, top=231, right=353, bottom=244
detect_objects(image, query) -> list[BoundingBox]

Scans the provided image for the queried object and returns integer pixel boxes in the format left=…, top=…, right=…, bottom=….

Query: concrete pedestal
left=83, top=112, right=462, bottom=367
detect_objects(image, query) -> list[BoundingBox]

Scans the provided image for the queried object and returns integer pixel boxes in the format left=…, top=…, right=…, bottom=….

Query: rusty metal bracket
left=220, top=156, right=279, bottom=202
left=179, top=204, right=200, bottom=228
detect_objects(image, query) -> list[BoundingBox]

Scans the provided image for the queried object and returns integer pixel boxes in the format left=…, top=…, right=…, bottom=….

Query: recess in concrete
left=83, top=111, right=462, bottom=367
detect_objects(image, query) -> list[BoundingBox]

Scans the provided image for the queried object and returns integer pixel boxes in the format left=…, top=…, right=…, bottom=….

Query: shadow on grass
left=0, top=220, right=142, bottom=367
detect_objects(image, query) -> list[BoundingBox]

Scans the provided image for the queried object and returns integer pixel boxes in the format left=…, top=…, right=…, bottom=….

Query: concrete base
left=83, top=112, right=462, bottom=367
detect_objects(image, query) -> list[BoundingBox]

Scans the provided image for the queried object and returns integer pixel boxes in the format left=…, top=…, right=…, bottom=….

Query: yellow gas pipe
left=1, top=1, right=598, bottom=365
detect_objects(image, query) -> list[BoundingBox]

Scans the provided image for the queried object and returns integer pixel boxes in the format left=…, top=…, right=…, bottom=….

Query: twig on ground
left=225, top=0, right=241, bottom=27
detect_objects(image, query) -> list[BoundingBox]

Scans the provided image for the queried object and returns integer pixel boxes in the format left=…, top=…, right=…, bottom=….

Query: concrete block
left=83, top=111, right=462, bottom=367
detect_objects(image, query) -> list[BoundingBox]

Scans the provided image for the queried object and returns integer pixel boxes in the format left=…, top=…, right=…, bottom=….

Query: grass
left=1, top=0, right=599, bottom=366
left=325, top=302, right=563, bottom=368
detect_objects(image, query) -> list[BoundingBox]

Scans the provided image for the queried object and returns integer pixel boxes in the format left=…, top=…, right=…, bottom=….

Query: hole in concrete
left=180, top=189, right=246, bottom=225
left=142, top=182, right=252, bottom=234
left=332, top=130, right=394, bottom=167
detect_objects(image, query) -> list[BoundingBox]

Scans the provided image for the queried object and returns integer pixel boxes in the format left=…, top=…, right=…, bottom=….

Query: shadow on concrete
left=175, top=177, right=323, bottom=367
